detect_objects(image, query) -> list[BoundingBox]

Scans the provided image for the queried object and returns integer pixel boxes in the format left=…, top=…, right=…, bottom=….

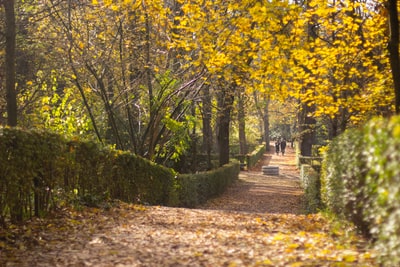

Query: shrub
left=300, top=164, right=321, bottom=213
left=0, top=128, right=176, bottom=223
left=0, top=128, right=66, bottom=222
left=362, top=117, right=400, bottom=264
left=0, top=128, right=240, bottom=224
left=246, top=144, right=266, bottom=169
left=174, top=161, right=240, bottom=208
left=321, top=128, right=369, bottom=235
left=321, top=116, right=400, bottom=265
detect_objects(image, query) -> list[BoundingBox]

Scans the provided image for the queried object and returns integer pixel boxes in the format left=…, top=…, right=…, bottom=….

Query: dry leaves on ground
left=0, top=146, right=377, bottom=266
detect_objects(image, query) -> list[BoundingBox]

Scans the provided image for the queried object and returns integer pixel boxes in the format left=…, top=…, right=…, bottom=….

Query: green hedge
left=174, top=161, right=240, bottom=208
left=300, top=164, right=321, bottom=213
left=0, top=128, right=240, bottom=224
left=0, top=128, right=177, bottom=223
left=246, top=144, right=266, bottom=169
left=0, top=128, right=67, bottom=222
left=321, top=116, right=400, bottom=265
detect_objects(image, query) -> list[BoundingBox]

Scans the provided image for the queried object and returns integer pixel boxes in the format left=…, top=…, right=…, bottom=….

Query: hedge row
left=246, top=144, right=266, bottom=169
left=174, top=161, right=240, bottom=208
left=300, top=164, right=321, bottom=213
left=321, top=116, right=400, bottom=265
left=0, top=128, right=239, bottom=224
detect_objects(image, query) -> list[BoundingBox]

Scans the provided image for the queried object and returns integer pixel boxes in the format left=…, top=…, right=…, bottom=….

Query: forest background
left=0, top=0, right=399, bottom=169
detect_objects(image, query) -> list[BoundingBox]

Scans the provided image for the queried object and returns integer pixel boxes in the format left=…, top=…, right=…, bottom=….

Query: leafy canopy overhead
left=170, top=0, right=393, bottom=124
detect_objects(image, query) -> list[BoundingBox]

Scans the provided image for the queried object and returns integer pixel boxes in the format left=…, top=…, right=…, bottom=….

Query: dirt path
left=1, top=146, right=377, bottom=266
left=200, top=145, right=302, bottom=214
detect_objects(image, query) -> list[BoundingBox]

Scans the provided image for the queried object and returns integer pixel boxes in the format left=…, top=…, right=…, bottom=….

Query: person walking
left=281, top=139, right=287, bottom=156
left=275, top=140, right=280, bottom=155
left=275, top=139, right=280, bottom=155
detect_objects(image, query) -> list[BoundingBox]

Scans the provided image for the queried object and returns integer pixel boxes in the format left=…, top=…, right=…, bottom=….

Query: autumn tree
left=172, top=0, right=268, bottom=166
left=287, top=0, right=393, bottom=140
left=2, top=0, right=17, bottom=126
left=3, top=0, right=395, bottom=167
left=20, top=0, right=206, bottom=165
left=387, top=0, right=400, bottom=113
left=244, top=0, right=393, bottom=154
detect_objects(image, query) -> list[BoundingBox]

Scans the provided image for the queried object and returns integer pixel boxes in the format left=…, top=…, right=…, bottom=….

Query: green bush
left=0, top=128, right=66, bottom=222
left=300, top=164, right=321, bottom=213
left=362, top=117, right=400, bottom=264
left=0, top=128, right=176, bottom=223
left=174, top=161, right=240, bottom=208
left=246, top=144, right=266, bottom=169
left=0, top=128, right=240, bottom=224
left=321, top=116, right=400, bottom=265
left=321, top=128, right=369, bottom=235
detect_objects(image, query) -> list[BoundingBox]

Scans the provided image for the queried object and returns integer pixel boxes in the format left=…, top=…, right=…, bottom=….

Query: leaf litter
left=0, top=146, right=377, bottom=266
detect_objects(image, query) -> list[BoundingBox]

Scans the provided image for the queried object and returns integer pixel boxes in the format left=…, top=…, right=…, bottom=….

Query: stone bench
left=262, top=165, right=279, bottom=176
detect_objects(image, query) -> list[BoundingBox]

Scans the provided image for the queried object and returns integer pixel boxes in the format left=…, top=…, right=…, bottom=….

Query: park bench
left=262, top=165, right=279, bottom=176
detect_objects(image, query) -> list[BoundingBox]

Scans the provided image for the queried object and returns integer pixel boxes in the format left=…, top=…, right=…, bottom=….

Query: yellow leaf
left=285, top=243, right=300, bottom=253
left=111, top=4, right=119, bottom=11
left=392, top=125, right=400, bottom=138
left=342, top=252, right=357, bottom=262
left=78, top=41, right=85, bottom=49
left=257, top=259, right=273, bottom=265
left=287, top=243, right=300, bottom=249
left=273, top=233, right=286, bottom=241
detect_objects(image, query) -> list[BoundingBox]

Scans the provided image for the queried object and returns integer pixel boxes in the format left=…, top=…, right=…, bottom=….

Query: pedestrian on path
left=281, top=139, right=287, bottom=156
left=275, top=140, right=280, bottom=155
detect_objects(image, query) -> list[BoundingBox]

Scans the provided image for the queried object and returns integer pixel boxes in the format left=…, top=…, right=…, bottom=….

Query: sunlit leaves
left=14, top=0, right=394, bottom=158
left=281, top=0, right=393, bottom=130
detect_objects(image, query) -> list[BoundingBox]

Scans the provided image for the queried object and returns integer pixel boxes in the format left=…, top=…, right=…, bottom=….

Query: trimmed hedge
left=174, top=161, right=240, bottom=208
left=321, top=116, right=400, bottom=265
left=246, top=144, right=266, bottom=169
left=300, top=164, right=321, bottom=213
left=0, top=128, right=176, bottom=223
left=0, top=128, right=240, bottom=224
left=0, top=128, right=67, bottom=222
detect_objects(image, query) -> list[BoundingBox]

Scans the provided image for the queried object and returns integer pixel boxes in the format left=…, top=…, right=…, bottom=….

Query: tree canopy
left=0, top=0, right=396, bottom=165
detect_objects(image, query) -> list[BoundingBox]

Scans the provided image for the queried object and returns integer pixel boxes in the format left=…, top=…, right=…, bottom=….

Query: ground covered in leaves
left=0, top=146, right=377, bottom=266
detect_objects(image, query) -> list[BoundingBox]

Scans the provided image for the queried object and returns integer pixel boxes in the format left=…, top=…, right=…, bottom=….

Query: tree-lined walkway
left=201, top=145, right=302, bottom=214
left=1, top=146, right=377, bottom=266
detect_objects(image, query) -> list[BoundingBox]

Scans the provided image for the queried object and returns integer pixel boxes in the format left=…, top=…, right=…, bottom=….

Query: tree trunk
left=86, top=64, right=124, bottom=149
left=216, top=84, right=234, bottom=166
left=299, top=102, right=316, bottom=156
left=4, top=0, right=17, bottom=126
left=238, top=88, right=248, bottom=155
left=65, top=0, right=103, bottom=144
left=201, top=85, right=213, bottom=169
left=263, top=96, right=270, bottom=151
left=253, top=92, right=270, bottom=151
left=297, top=13, right=318, bottom=156
left=388, top=0, right=400, bottom=114
left=144, top=8, right=156, bottom=158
